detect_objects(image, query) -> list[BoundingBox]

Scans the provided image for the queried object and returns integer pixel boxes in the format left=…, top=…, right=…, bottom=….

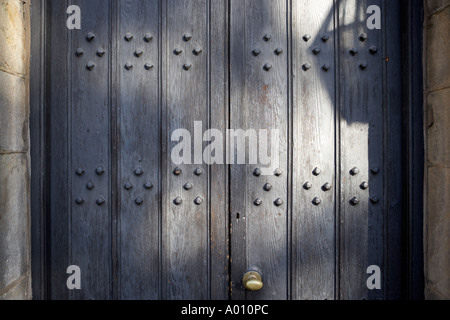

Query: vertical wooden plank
left=162, top=0, right=211, bottom=300
left=385, top=0, right=404, bottom=299
left=230, top=0, right=289, bottom=300
left=291, top=0, right=337, bottom=300
left=209, top=0, right=230, bottom=300
left=48, top=0, right=70, bottom=300
left=117, top=0, right=161, bottom=300
left=338, top=0, right=385, bottom=300
left=30, top=0, right=47, bottom=300
left=69, top=0, right=112, bottom=300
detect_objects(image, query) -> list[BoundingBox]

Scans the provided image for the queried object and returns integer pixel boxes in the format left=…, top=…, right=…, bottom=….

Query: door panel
left=41, top=0, right=404, bottom=300
left=117, top=0, right=161, bottom=300
left=230, top=0, right=289, bottom=300
left=291, top=0, right=337, bottom=301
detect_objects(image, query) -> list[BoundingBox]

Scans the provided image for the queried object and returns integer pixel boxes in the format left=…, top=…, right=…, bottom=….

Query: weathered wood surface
left=42, top=0, right=405, bottom=300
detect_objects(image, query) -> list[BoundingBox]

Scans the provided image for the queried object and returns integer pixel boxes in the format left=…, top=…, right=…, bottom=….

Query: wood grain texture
left=162, top=0, right=214, bottom=300
left=230, top=0, right=289, bottom=300
left=338, top=0, right=385, bottom=300
left=48, top=0, right=70, bottom=300
left=292, top=0, right=337, bottom=301
left=117, top=0, right=161, bottom=300
left=38, top=0, right=407, bottom=300
left=69, top=0, right=112, bottom=300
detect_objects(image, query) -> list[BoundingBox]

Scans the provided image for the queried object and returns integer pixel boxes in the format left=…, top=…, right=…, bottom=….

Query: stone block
left=0, top=275, right=30, bottom=300
left=0, top=70, right=29, bottom=152
left=0, top=0, right=30, bottom=76
left=427, top=89, right=450, bottom=165
left=425, top=6, right=450, bottom=91
left=0, top=153, right=30, bottom=293
left=426, top=167, right=450, bottom=299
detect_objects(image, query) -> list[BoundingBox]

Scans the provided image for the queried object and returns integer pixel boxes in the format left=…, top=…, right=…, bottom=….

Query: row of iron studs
left=76, top=32, right=156, bottom=71
left=75, top=166, right=154, bottom=206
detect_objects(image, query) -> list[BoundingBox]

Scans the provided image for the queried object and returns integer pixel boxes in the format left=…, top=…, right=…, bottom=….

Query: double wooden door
left=38, top=0, right=404, bottom=300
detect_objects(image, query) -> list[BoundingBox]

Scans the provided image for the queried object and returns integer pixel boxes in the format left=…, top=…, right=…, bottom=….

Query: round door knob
left=243, top=271, right=263, bottom=291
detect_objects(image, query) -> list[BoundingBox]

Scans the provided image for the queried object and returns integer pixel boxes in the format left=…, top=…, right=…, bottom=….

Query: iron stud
left=193, top=48, right=203, bottom=55
left=134, top=168, right=144, bottom=176
left=194, top=196, right=204, bottom=205
left=369, top=46, right=378, bottom=55
left=350, top=167, right=360, bottom=176
left=322, top=64, right=331, bottom=72
left=144, top=63, right=154, bottom=70
left=264, top=63, right=273, bottom=71
left=174, top=197, right=183, bottom=205
left=97, top=48, right=105, bottom=57
left=312, top=197, right=322, bottom=206
left=135, top=197, right=144, bottom=205
left=124, top=33, right=133, bottom=41
left=304, top=181, right=313, bottom=190
left=96, top=166, right=105, bottom=176
left=303, top=63, right=312, bottom=71
left=252, top=49, right=261, bottom=56
left=313, top=167, right=321, bottom=176
left=144, top=33, right=153, bottom=42
left=124, top=183, right=133, bottom=191
left=253, top=168, right=262, bottom=177
left=263, top=33, right=272, bottom=42
left=350, top=197, right=360, bottom=206
left=359, top=33, right=368, bottom=42
left=86, top=32, right=95, bottom=42
left=97, top=197, right=106, bottom=206
left=86, top=62, right=95, bottom=71
left=144, top=181, right=153, bottom=190
left=371, top=196, right=380, bottom=204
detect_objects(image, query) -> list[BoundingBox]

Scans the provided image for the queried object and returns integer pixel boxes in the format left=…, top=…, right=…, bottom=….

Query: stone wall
left=424, top=0, right=450, bottom=300
left=0, top=0, right=31, bottom=300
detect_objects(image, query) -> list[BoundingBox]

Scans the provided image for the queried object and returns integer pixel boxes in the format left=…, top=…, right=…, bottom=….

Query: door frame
left=30, top=0, right=424, bottom=300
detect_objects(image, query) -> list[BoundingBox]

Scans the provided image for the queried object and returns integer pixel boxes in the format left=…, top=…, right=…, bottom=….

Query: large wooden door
left=34, top=0, right=407, bottom=300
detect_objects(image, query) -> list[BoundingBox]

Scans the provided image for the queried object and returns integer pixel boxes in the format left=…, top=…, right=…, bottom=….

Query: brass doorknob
left=243, top=271, right=263, bottom=291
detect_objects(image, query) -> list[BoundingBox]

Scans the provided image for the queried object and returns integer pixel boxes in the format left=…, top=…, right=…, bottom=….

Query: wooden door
left=35, top=0, right=407, bottom=300
left=44, top=0, right=228, bottom=300
left=228, top=0, right=403, bottom=300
